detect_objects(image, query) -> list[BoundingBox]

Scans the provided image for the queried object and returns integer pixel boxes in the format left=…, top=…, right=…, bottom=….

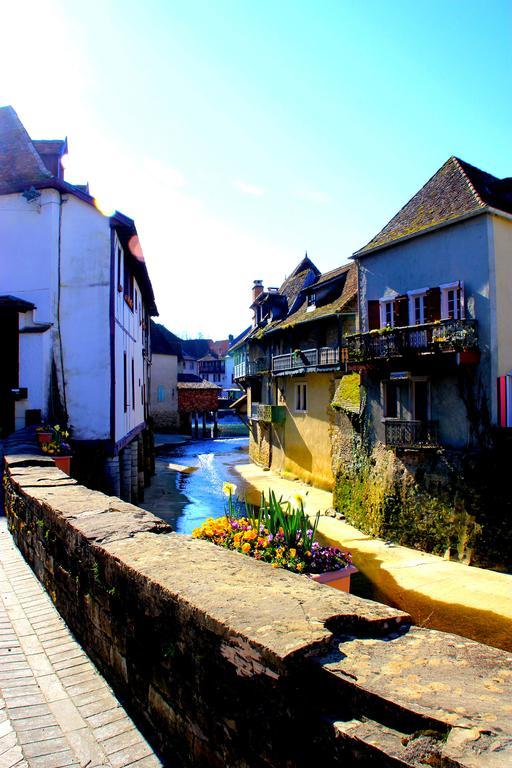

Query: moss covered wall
left=333, top=438, right=512, bottom=572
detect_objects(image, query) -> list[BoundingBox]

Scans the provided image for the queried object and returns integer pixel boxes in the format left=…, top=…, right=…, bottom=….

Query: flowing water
left=141, top=436, right=253, bottom=534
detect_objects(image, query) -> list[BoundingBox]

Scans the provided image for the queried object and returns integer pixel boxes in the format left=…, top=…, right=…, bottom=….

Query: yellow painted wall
left=272, top=373, right=335, bottom=490
left=492, top=215, right=512, bottom=376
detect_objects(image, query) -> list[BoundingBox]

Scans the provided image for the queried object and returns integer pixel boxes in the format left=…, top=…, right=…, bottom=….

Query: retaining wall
left=3, top=453, right=512, bottom=767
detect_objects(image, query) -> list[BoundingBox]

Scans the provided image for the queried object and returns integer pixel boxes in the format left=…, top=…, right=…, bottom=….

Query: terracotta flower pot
left=53, top=455, right=72, bottom=476
left=37, top=431, right=53, bottom=444
left=309, top=564, right=358, bottom=593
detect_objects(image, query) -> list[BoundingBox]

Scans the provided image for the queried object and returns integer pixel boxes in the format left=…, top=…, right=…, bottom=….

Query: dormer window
left=307, top=292, right=316, bottom=307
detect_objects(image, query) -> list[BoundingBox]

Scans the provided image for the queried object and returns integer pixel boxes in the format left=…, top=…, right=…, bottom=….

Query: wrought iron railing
left=272, top=346, right=340, bottom=373
left=347, top=319, right=478, bottom=363
left=250, top=403, right=286, bottom=424
left=385, top=420, right=439, bottom=448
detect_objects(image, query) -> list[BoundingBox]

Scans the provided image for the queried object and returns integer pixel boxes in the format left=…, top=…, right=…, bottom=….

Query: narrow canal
left=140, top=424, right=376, bottom=600
left=140, top=434, right=253, bottom=534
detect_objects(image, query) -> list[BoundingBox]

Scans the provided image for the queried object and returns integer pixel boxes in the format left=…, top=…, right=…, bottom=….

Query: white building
left=0, top=106, right=158, bottom=501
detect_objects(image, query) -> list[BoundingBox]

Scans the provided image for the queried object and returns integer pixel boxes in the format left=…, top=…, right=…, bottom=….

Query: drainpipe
left=56, top=191, right=68, bottom=421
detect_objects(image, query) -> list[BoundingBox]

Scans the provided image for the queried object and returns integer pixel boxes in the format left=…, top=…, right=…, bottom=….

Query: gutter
left=352, top=206, right=512, bottom=260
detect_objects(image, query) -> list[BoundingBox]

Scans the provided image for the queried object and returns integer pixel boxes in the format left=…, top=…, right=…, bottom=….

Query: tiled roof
left=311, top=263, right=350, bottom=288
left=266, top=262, right=357, bottom=332
left=0, top=106, right=51, bottom=194
left=356, top=156, right=512, bottom=256
left=150, top=321, right=182, bottom=356
left=177, top=375, right=220, bottom=389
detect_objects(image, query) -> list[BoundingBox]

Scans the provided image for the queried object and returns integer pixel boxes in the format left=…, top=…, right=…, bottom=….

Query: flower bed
left=193, top=485, right=352, bottom=577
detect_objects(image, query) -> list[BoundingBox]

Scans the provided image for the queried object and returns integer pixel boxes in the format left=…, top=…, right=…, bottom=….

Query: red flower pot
left=53, top=456, right=72, bottom=476
left=309, top=564, right=358, bottom=593
left=37, top=431, right=53, bottom=444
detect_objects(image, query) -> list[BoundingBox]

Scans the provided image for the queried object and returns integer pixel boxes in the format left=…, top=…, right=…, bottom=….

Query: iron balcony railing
left=347, top=319, right=478, bottom=364
left=272, top=346, right=344, bottom=373
left=233, top=360, right=267, bottom=379
left=385, top=420, right=439, bottom=448
left=250, top=403, right=286, bottom=424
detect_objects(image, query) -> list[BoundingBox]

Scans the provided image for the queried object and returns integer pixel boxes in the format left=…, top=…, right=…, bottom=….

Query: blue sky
left=1, top=1, right=510, bottom=337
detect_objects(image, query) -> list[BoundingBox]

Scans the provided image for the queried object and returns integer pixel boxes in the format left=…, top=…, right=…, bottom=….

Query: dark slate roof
left=0, top=295, right=35, bottom=311
left=180, top=339, right=212, bottom=360
left=150, top=321, right=182, bottom=357
left=228, top=326, right=252, bottom=352
left=0, top=106, right=51, bottom=194
left=356, top=156, right=512, bottom=256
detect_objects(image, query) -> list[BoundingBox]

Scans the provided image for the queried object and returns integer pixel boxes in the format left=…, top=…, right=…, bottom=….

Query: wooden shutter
left=393, top=295, right=409, bottom=327
left=498, top=376, right=508, bottom=428
left=425, top=287, right=441, bottom=322
left=368, top=300, right=380, bottom=331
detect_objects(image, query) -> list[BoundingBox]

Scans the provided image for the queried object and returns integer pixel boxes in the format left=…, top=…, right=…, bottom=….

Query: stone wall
left=248, top=420, right=271, bottom=468
left=4, top=454, right=512, bottom=767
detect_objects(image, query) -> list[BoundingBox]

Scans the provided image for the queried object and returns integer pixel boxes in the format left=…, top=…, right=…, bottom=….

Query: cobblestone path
left=0, top=519, right=163, bottom=768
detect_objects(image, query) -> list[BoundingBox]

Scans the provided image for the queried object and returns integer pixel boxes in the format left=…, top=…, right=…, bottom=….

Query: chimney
left=252, top=280, right=264, bottom=303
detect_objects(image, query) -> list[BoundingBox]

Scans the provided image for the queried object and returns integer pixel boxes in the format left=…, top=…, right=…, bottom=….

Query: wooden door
left=0, top=308, right=19, bottom=437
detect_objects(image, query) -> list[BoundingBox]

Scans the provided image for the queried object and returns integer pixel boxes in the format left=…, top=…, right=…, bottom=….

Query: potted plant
left=40, top=425, right=72, bottom=475
left=36, top=424, right=53, bottom=444
left=193, top=486, right=356, bottom=592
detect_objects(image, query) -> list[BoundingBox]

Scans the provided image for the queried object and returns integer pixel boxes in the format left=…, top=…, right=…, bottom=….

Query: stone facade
left=248, top=421, right=272, bottom=468
left=4, top=453, right=512, bottom=767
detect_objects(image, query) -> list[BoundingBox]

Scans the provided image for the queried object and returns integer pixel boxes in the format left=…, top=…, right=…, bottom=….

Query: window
left=117, top=245, right=123, bottom=292
left=307, top=292, right=316, bottom=311
left=379, top=300, right=394, bottom=328
left=131, top=358, right=135, bottom=410
left=384, top=381, right=399, bottom=418
left=157, top=385, right=166, bottom=402
left=407, top=288, right=428, bottom=325
left=440, top=282, right=463, bottom=320
left=295, top=383, right=307, bottom=412
left=123, top=353, right=127, bottom=412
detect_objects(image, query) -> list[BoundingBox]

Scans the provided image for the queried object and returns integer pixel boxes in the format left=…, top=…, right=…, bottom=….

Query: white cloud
left=232, top=180, right=265, bottom=197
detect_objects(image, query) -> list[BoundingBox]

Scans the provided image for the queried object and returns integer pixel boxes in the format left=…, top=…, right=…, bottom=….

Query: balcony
left=272, top=346, right=346, bottom=374
left=233, top=360, right=267, bottom=379
left=347, top=319, right=478, bottom=365
left=250, top=403, right=286, bottom=424
left=385, top=420, right=439, bottom=448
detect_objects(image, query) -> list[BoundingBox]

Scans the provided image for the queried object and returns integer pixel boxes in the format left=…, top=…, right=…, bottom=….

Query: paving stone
left=10, top=716, right=57, bottom=732
left=17, top=725, right=62, bottom=745
left=27, top=752, right=78, bottom=768
left=103, top=729, right=143, bottom=756
left=108, top=741, right=153, bottom=768
left=85, top=707, right=125, bottom=729
left=0, top=744, right=25, bottom=768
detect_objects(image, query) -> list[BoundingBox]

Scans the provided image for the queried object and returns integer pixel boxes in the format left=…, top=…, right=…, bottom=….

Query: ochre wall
left=272, top=373, right=335, bottom=490
left=492, top=215, right=512, bottom=379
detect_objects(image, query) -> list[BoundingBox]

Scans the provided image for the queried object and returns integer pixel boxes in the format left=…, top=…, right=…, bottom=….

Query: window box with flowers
left=193, top=485, right=356, bottom=592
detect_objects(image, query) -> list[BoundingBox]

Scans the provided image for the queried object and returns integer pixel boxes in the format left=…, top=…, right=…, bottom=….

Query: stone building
left=343, top=156, right=512, bottom=569
left=232, top=255, right=358, bottom=490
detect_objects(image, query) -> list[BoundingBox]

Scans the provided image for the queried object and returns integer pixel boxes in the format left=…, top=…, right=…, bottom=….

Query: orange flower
left=241, top=542, right=251, bottom=553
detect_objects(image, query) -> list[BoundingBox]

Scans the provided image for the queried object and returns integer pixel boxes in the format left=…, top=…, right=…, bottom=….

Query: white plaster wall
left=114, top=232, right=146, bottom=443
left=59, top=196, right=111, bottom=440
left=0, top=189, right=59, bottom=424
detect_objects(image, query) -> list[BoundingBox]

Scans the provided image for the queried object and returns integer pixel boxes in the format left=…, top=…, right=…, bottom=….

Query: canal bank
left=235, top=461, right=512, bottom=652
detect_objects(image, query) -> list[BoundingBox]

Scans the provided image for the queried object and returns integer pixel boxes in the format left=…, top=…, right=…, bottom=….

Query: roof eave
left=352, top=206, right=495, bottom=260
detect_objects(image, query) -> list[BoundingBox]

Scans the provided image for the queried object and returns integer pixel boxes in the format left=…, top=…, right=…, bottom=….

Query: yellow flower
left=271, top=562, right=279, bottom=568
left=54, top=425, right=60, bottom=432
left=222, top=482, right=237, bottom=497
left=296, top=563, right=304, bottom=572
left=241, top=542, right=251, bottom=553
left=289, top=548, right=296, bottom=558
left=292, top=493, right=304, bottom=506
